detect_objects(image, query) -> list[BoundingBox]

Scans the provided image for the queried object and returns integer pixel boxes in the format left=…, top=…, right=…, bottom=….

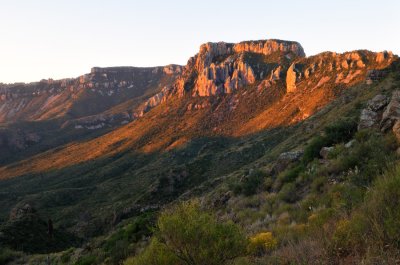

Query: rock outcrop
left=320, top=146, right=334, bottom=159
left=273, top=150, right=304, bottom=173
left=358, top=90, right=400, bottom=142
left=0, top=65, right=183, bottom=124
left=286, top=63, right=299, bottom=92
left=9, top=203, right=36, bottom=221
left=358, top=94, right=390, bottom=130
left=381, top=90, right=400, bottom=132
left=173, top=39, right=306, bottom=97
left=233, top=39, right=305, bottom=57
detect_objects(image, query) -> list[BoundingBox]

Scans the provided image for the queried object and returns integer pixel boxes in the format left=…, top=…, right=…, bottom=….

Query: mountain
left=0, top=39, right=399, bottom=264
left=0, top=65, right=182, bottom=164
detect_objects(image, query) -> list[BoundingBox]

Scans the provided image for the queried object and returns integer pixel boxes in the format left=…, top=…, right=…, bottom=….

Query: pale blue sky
left=0, top=0, right=399, bottom=83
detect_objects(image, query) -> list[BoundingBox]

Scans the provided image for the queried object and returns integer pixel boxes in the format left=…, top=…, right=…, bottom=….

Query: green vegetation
left=247, top=232, right=278, bottom=256
left=0, top=248, right=21, bottom=265
left=232, top=169, right=267, bottom=196
left=302, top=118, right=357, bottom=163
left=126, top=201, right=247, bottom=265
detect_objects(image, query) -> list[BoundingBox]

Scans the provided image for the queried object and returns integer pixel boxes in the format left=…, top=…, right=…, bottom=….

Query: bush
left=364, top=166, right=400, bottom=247
left=324, top=119, right=357, bottom=144
left=331, top=216, right=368, bottom=256
left=311, top=176, right=327, bottom=194
left=103, top=212, right=155, bottom=264
left=331, top=165, right=400, bottom=258
left=302, top=119, right=357, bottom=164
left=74, top=255, right=97, bottom=265
left=0, top=248, right=20, bottom=265
left=279, top=183, right=298, bottom=203
left=233, top=170, right=266, bottom=196
left=126, top=201, right=247, bottom=265
left=124, top=238, right=180, bottom=265
left=302, top=136, right=329, bottom=164
left=247, top=232, right=278, bottom=256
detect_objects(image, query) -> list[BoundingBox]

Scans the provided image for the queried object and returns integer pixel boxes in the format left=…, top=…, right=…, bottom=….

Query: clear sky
left=0, top=0, right=399, bottom=83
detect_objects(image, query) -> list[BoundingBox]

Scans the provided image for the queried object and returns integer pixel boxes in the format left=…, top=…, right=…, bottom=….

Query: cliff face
left=136, top=40, right=395, bottom=118
left=173, top=39, right=305, bottom=97
left=0, top=65, right=182, bottom=124
left=285, top=50, right=395, bottom=93
left=0, top=39, right=397, bottom=164
left=0, top=39, right=395, bottom=130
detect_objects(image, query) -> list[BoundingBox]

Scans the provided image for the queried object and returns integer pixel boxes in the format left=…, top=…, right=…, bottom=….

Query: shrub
left=302, top=119, right=357, bottom=164
left=302, top=136, right=329, bottom=163
left=248, top=232, right=278, bottom=256
left=60, top=248, right=74, bottom=263
left=311, top=175, right=327, bottom=194
left=103, top=212, right=154, bottom=264
left=364, top=166, right=400, bottom=247
left=279, top=183, right=298, bottom=203
left=74, top=255, right=97, bottom=265
left=123, top=238, right=180, bottom=265
left=233, top=170, right=266, bottom=196
left=324, top=119, right=357, bottom=144
left=331, top=216, right=368, bottom=256
left=127, top=201, right=247, bottom=265
left=0, top=248, right=20, bottom=265
left=330, top=164, right=400, bottom=259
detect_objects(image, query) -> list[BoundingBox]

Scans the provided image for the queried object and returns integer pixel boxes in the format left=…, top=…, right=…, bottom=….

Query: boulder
left=9, top=203, right=36, bottom=221
left=320, top=147, right=334, bottom=159
left=366, top=94, right=389, bottom=112
left=274, top=150, right=304, bottom=173
left=358, top=109, right=379, bottom=130
left=381, top=90, right=400, bottom=132
left=345, top=139, right=356, bottom=148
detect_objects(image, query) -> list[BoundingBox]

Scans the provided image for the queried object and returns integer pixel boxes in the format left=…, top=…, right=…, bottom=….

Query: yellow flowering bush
left=247, top=232, right=277, bottom=255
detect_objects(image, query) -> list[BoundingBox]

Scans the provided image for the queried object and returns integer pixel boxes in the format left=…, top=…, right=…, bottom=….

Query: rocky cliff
left=174, top=39, right=305, bottom=97
left=0, top=65, right=182, bottom=124
left=134, top=40, right=395, bottom=118
left=0, top=39, right=397, bottom=172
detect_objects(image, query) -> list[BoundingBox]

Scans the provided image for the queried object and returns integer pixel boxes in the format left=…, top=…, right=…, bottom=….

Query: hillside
left=0, top=39, right=399, bottom=264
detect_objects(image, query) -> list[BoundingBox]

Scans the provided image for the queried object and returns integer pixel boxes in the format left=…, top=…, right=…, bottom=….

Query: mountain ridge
left=0, top=39, right=400, bottom=264
left=0, top=39, right=396, bottom=179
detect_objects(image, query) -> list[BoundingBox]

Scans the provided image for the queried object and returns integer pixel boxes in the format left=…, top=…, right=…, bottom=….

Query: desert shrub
left=330, top=165, right=400, bottom=259
left=233, top=170, right=266, bottom=196
left=281, top=164, right=305, bottom=184
left=342, top=131, right=396, bottom=186
left=364, top=166, right=400, bottom=247
left=0, top=248, right=20, bottom=265
left=247, top=232, right=278, bottom=256
left=74, top=255, right=97, bottom=265
left=311, top=175, right=327, bottom=194
left=327, top=144, right=346, bottom=159
left=330, top=183, right=365, bottom=214
left=123, top=238, right=180, bottom=265
left=126, top=201, right=247, bottom=265
left=60, top=248, right=74, bottom=263
left=302, top=136, right=329, bottom=164
left=307, top=208, right=335, bottom=229
left=278, top=183, right=298, bottom=203
left=331, top=216, right=367, bottom=256
left=324, top=119, right=357, bottom=144
left=302, top=119, right=357, bottom=164
left=267, top=237, right=329, bottom=265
